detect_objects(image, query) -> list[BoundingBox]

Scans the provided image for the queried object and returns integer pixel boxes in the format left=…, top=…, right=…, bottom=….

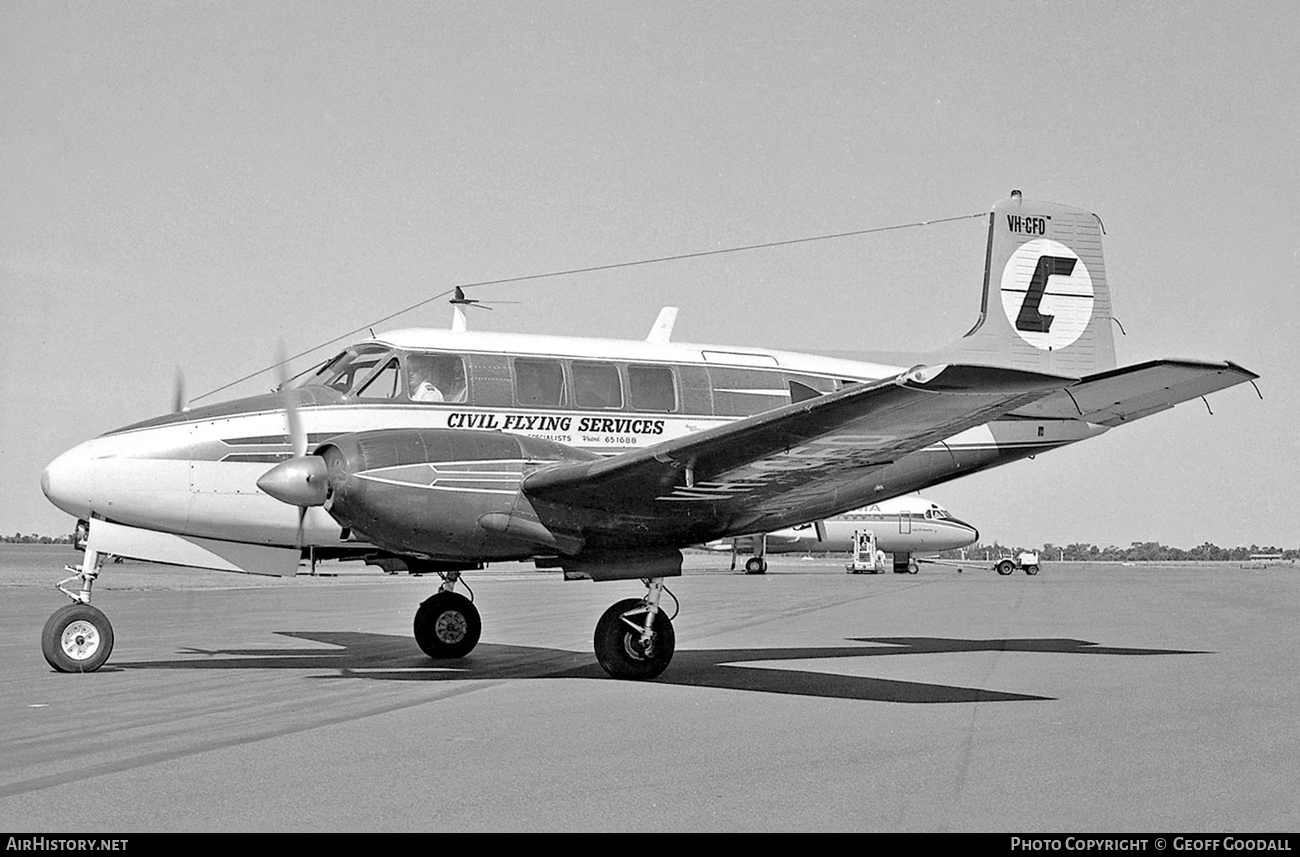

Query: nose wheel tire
left=594, top=598, right=675, bottom=680
left=42, top=603, right=115, bottom=673
left=413, top=591, right=481, bottom=659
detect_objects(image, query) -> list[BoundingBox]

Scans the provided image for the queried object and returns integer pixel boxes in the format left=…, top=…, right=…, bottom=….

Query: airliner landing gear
left=594, top=578, right=675, bottom=680
left=413, top=572, right=481, bottom=659
left=42, top=544, right=114, bottom=672
left=744, top=533, right=768, bottom=574
left=893, top=553, right=919, bottom=574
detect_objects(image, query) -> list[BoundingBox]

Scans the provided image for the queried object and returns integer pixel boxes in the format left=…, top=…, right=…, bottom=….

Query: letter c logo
left=1000, top=238, right=1095, bottom=351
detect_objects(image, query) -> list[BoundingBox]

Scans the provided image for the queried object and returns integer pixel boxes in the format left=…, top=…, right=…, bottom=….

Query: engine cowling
left=314, top=428, right=595, bottom=561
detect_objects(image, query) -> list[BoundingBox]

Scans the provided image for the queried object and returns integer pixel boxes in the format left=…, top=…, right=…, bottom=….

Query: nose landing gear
left=42, top=544, right=114, bottom=673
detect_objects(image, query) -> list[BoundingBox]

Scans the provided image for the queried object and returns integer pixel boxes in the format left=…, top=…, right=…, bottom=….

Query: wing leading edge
left=523, top=364, right=1074, bottom=541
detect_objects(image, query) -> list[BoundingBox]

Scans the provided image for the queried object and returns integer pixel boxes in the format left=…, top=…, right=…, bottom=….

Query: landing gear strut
left=413, top=571, right=482, bottom=659
left=594, top=577, right=675, bottom=680
left=42, top=543, right=115, bottom=672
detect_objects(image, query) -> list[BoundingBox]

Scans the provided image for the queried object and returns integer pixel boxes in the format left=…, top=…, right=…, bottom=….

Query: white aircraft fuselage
left=41, top=327, right=1088, bottom=568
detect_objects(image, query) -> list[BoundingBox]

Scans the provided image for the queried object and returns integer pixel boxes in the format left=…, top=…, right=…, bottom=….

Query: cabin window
left=573, top=361, right=623, bottom=409
left=627, top=364, right=676, bottom=412
left=355, top=358, right=401, bottom=400
left=788, top=380, right=823, bottom=404
left=406, top=354, right=467, bottom=403
left=514, top=358, right=567, bottom=408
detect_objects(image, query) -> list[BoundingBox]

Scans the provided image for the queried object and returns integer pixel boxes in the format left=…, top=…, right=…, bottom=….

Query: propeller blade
left=172, top=368, right=187, bottom=413
left=275, top=341, right=307, bottom=458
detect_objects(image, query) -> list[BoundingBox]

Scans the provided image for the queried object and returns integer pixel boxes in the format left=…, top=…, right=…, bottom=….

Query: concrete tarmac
left=1, top=546, right=1297, bottom=832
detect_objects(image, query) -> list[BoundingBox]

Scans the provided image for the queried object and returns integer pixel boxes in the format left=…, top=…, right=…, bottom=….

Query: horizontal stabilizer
left=1012, top=360, right=1258, bottom=426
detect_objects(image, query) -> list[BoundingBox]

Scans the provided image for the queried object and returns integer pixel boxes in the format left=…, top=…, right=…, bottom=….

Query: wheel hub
left=621, top=628, right=655, bottom=660
left=61, top=620, right=100, bottom=660
left=435, top=611, right=467, bottom=644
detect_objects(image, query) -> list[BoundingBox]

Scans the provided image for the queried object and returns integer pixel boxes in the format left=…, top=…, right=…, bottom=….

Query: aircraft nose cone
left=948, top=516, right=979, bottom=546
left=42, top=443, right=95, bottom=518
left=257, top=457, right=329, bottom=507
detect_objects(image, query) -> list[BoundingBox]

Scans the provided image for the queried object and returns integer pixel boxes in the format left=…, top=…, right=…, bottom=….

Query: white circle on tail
left=999, top=238, right=1094, bottom=351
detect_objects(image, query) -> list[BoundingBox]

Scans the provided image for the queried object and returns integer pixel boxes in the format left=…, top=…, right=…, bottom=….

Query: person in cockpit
left=407, top=355, right=467, bottom=403
left=409, top=361, right=445, bottom=402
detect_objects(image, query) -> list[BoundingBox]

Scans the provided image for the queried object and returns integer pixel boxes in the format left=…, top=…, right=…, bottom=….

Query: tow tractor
left=898, top=549, right=1042, bottom=576
left=995, top=551, right=1041, bottom=575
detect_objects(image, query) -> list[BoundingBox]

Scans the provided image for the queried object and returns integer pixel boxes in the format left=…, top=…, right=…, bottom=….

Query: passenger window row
left=513, top=358, right=675, bottom=412
left=305, top=345, right=854, bottom=418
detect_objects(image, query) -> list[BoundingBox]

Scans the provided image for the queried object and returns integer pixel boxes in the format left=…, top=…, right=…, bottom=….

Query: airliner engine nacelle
left=269, top=428, right=596, bottom=560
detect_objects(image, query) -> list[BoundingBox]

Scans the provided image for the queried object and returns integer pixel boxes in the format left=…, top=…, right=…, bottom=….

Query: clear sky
left=2, top=1, right=1297, bottom=550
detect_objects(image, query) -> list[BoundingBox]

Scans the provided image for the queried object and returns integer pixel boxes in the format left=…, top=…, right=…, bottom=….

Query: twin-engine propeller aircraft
left=712, top=495, right=979, bottom=574
left=40, top=193, right=1258, bottom=680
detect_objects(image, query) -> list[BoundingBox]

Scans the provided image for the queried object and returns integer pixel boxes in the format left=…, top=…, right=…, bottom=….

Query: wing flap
left=1012, top=360, right=1258, bottom=426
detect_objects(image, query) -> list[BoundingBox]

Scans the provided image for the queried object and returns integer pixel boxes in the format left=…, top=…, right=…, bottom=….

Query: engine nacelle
left=317, top=428, right=595, bottom=561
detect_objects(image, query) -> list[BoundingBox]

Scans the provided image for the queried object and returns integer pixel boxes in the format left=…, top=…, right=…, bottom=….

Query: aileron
left=1014, top=359, right=1258, bottom=426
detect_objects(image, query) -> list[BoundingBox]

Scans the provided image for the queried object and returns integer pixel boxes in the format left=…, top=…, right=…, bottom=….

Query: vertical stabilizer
left=937, top=193, right=1116, bottom=376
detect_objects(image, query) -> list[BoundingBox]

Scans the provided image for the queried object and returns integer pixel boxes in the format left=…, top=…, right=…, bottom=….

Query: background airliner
left=709, top=496, right=978, bottom=574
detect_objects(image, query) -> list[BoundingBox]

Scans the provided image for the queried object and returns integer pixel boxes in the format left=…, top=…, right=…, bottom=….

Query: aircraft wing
left=524, top=364, right=1072, bottom=536
left=1011, top=360, right=1258, bottom=426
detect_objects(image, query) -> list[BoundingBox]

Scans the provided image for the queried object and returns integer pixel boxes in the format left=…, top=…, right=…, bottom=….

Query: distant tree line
left=942, top=541, right=1298, bottom=561
left=3, top=533, right=74, bottom=544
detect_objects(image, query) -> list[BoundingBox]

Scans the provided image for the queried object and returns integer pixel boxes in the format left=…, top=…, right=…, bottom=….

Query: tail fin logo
left=999, top=238, right=1095, bottom=351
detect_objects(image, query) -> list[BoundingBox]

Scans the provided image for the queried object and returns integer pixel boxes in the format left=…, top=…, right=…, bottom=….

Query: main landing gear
left=593, top=578, right=675, bottom=680
left=410, top=572, right=677, bottom=680
left=42, top=544, right=115, bottom=672
left=413, top=571, right=482, bottom=659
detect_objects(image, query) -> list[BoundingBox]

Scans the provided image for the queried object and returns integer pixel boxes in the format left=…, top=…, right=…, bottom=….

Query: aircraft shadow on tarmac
left=119, top=632, right=1208, bottom=705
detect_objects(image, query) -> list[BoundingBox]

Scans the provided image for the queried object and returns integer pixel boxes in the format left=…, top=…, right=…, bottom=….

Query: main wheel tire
left=413, top=591, right=481, bottom=659
left=908, top=560, right=919, bottom=574
left=594, top=598, right=675, bottom=680
left=1025, top=565, right=1039, bottom=575
left=996, top=560, right=1015, bottom=575
left=744, top=557, right=767, bottom=575
left=42, top=603, right=114, bottom=673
